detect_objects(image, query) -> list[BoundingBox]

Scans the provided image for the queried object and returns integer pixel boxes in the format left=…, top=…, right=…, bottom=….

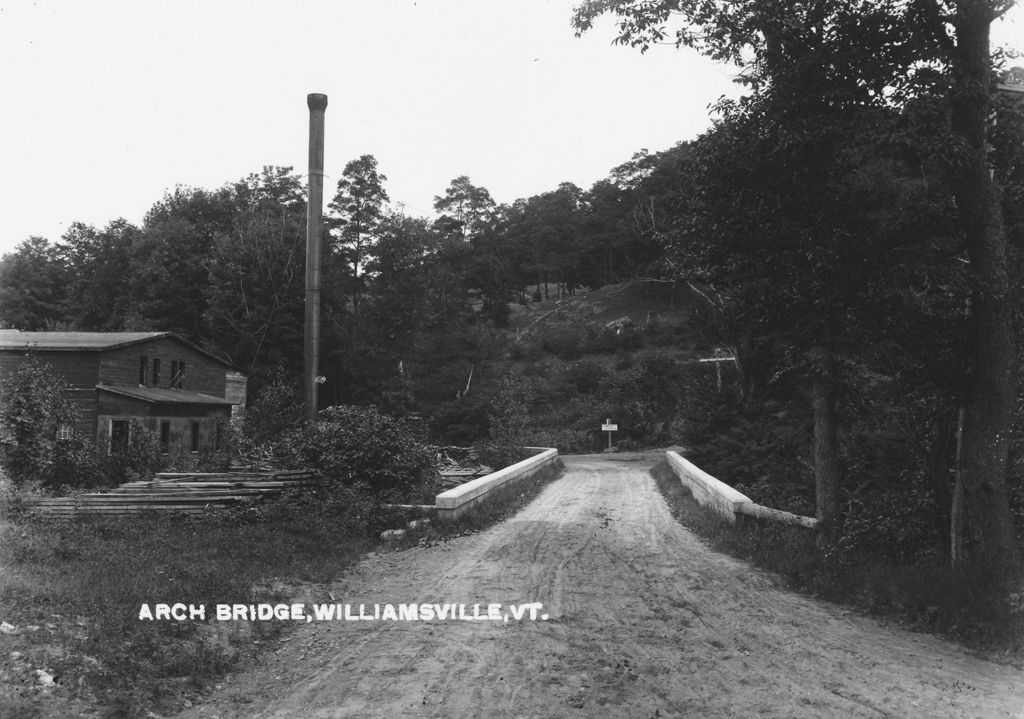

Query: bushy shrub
left=0, top=354, right=99, bottom=489
left=522, top=360, right=549, bottom=378
left=508, top=340, right=544, bottom=362
left=583, top=325, right=619, bottom=354
left=538, top=325, right=586, bottom=360
left=225, top=480, right=391, bottom=535
left=733, top=476, right=815, bottom=517
left=587, top=350, right=688, bottom=447
left=680, top=370, right=809, bottom=497
left=524, top=427, right=596, bottom=453
left=580, top=324, right=645, bottom=354
left=614, top=352, right=634, bottom=371
left=231, top=375, right=303, bottom=469
left=476, top=373, right=531, bottom=469
left=613, top=325, right=644, bottom=352
left=644, top=318, right=680, bottom=347
left=430, top=396, right=491, bottom=445
left=276, top=404, right=437, bottom=501
left=561, top=360, right=606, bottom=394
left=103, top=418, right=161, bottom=485
left=836, top=481, right=942, bottom=564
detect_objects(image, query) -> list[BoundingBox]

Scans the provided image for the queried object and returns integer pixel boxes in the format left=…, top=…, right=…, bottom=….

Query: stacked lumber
left=438, top=466, right=493, bottom=489
left=22, top=469, right=316, bottom=519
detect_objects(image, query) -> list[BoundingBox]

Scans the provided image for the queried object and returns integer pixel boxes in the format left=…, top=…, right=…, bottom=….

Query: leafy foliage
left=276, top=405, right=437, bottom=501
left=0, top=355, right=83, bottom=487
left=203, top=181, right=307, bottom=385
left=59, top=220, right=138, bottom=331
left=479, top=373, right=531, bottom=469
left=574, top=0, right=1024, bottom=584
left=105, top=419, right=161, bottom=486
left=433, top=175, right=496, bottom=240
left=0, top=237, right=68, bottom=330
left=329, top=154, right=390, bottom=324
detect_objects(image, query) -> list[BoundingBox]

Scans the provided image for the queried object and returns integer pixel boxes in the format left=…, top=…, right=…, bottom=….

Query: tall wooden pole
left=305, top=93, right=327, bottom=420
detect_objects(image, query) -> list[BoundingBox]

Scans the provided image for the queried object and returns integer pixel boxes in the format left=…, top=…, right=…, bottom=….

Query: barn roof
left=0, top=330, right=169, bottom=350
left=0, top=330, right=241, bottom=372
left=96, top=385, right=234, bottom=405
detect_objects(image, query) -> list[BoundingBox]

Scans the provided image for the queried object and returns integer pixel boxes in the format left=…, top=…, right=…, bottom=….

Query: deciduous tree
left=574, top=0, right=1023, bottom=580
left=58, top=219, right=138, bottom=331
left=0, top=237, right=67, bottom=330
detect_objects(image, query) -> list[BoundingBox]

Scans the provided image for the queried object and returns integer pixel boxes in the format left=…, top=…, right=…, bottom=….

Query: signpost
left=601, top=418, right=618, bottom=451
left=697, top=347, right=737, bottom=392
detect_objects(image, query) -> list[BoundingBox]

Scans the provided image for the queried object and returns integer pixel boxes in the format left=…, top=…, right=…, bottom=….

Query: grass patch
left=651, top=459, right=1024, bottom=654
left=0, top=496, right=374, bottom=718
left=0, top=458, right=564, bottom=717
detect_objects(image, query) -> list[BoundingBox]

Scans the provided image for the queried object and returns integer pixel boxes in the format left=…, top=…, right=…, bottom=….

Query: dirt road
left=182, top=455, right=1024, bottom=718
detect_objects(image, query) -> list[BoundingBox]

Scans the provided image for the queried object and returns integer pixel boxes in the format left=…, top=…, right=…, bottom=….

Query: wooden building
left=0, top=331, right=246, bottom=457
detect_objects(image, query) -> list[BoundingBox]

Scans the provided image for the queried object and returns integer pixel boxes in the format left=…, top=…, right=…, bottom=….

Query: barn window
left=171, top=360, right=186, bottom=389
left=110, top=419, right=130, bottom=455
left=152, top=358, right=161, bottom=386
left=56, top=424, right=73, bottom=441
left=139, top=356, right=148, bottom=385
left=190, top=421, right=200, bottom=453
left=160, top=420, right=170, bottom=455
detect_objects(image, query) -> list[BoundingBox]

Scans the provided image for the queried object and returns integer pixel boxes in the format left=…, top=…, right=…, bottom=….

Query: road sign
left=602, top=418, right=618, bottom=451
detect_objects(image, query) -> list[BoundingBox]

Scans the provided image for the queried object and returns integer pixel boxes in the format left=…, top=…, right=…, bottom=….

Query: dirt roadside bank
left=179, top=454, right=1024, bottom=718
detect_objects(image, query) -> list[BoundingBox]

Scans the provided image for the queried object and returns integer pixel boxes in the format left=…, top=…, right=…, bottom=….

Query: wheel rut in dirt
left=182, top=454, right=1024, bottom=718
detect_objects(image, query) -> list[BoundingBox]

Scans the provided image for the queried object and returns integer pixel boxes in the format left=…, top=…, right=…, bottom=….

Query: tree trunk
left=927, top=411, right=956, bottom=558
left=948, top=1, right=1022, bottom=586
left=737, top=332, right=756, bottom=407
left=351, top=231, right=363, bottom=326
left=810, top=348, right=840, bottom=542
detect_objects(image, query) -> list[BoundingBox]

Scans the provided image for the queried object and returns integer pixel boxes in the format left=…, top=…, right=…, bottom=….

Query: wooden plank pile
left=22, top=469, right=316, bottom=519
left=438, top=466, right=493, bottom=489
left=434, top=446, right=493, bottom=489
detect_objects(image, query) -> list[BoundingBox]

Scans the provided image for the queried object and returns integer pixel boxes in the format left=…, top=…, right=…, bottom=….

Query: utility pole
left=304, top=93, right=327, bottom=420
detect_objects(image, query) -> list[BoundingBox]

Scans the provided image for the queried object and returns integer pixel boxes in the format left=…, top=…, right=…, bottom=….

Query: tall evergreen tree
left=433, top=175, right=497, bottom=241
left=328, top=155, right=390, bottom=324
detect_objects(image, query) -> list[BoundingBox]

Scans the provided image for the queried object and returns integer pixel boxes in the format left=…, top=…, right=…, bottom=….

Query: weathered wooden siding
left=0, top=350, right=100, bottom=438
left=1, top=336, right=241, bottom=452
left=100, top=337, right=227, bottom=396
left=0, top=350, right=100, bottom=387
left=96, top=412, right=227, bottom=456
left=225, top=371, right=248, bottom=417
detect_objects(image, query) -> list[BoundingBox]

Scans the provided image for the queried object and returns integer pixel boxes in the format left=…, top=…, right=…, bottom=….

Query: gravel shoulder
left=180, top=454, right=1024, bottom=718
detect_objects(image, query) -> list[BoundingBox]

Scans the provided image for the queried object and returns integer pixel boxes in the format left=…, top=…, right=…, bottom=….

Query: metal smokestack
left=305, top=93, right=327, bottom=420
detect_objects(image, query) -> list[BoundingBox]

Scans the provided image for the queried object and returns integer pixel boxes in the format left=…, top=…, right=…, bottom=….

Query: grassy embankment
left=650, top=459, right=1024, bottom=655
left=0, top=457, right=564, bottom=718
left=0, top=486, right=372, bottom=717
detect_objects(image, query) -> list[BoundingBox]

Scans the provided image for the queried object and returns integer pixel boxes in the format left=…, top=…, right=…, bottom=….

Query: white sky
left=0, top=0, right=740, bottom=255
left=0, top=1, right=1020, bottom=257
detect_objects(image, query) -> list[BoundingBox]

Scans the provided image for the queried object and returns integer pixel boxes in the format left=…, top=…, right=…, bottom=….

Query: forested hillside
left=0, top=148, right=684, bottom=392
